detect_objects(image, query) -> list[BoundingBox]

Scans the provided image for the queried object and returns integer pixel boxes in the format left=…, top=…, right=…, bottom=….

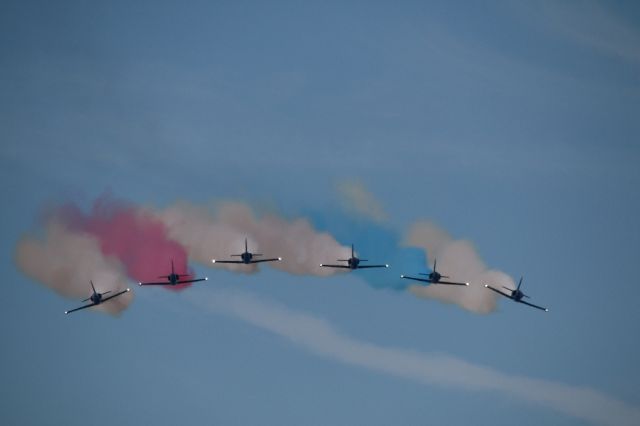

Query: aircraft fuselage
left=512, top=289, right=525, bottom=301
left=90, top=293, right=102, bottom=304
left=348, top=257, right=360, bottom=269
left=241, top=252, right=253, bottom=263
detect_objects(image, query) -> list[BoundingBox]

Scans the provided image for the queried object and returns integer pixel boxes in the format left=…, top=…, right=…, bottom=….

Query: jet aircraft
left=320, top=244, right=389, bottom=270
left=65, top=281, right=130, bottom=314
left=139, top=260, right=208, bottom=286
left=484, top=276, right=549, bottom=312
left=400, top=259, right=469, bottom=286
left=212, top=238, right=282, bottom=265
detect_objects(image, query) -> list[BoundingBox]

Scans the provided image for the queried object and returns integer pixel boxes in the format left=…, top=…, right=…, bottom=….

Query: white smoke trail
left=336, top=180, right=389, bottom=223
left=404, top=221, right=513, bottom=313
left=156, top=201, right=349, bottom=276
left=190, top=288, right=640, bottom=426
left=15, top=220, right=133, bottom=315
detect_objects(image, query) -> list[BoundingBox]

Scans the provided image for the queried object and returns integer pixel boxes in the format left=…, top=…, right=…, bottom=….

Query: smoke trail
left=16, top=186, right=515, bottom=313
left=157, top=201, right=349, bottom=276
left=190, top=288, right=640, bottom=426
left=328, top=181, right=506, bottom=313
left=336, top=180, right=388, bottom=223
left=61, top=196, right=193, bottom=291
left=404, top=221, right=511, bottom=313
left=15, top=219, right=133, bottom=315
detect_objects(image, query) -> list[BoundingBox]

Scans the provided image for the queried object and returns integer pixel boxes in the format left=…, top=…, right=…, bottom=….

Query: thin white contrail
left=188, top=288, right=640, bottom=426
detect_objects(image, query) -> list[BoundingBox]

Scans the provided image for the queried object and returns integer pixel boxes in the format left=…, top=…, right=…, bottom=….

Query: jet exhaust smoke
left=15, top=219, right=133, bottom=315
left=60, top=196, right=193, bottom=291
left=16, top=184, right=514, bottom=314
left=190, top=289, right=640, bottom=426
left=404, top=222, right=510, bottom=313
left=157, top=201, right=349, bottom=276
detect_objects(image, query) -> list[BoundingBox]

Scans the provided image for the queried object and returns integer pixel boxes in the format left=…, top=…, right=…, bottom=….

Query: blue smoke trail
left=303, top=206, right=430, bottom=291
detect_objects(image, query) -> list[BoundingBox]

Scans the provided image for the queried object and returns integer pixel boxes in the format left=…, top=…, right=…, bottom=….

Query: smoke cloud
left=332, top=182, right=512, bottom=313
left=192, top=288, right=640, bottom=426
left=157, top=201, right=349, bottom=276
left=15, top=220, right=133, bottom=315
left=61, top=196, right=192, bottom=290
left=336, top=180, right=389, bottom=223
left=404, top=221, right=511, bottom=313
left=16, top=185, right=520, bottom=314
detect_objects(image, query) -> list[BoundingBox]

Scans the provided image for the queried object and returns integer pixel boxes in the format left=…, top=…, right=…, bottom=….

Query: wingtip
left=211, top=259, right=216, bottom=264
left=64, top=311, right=69, bottom=315
left=205, top=277, right=208, bottom=281
left=138, top=282, right=142, bottom=286
left=465, top=283, right=470, bottom=286
left=278, top=257, right=283, bottom=261
left=400, top=274, right=405, bottom=278
left=126, top=288, right=131, bottom=292
left=385, top=264, right=390, bottom=268
left=319, top=264, right=324, bottom=267
left=545, top=308, right=549, bottom=312
left=484, top=284, right=488, bottom=288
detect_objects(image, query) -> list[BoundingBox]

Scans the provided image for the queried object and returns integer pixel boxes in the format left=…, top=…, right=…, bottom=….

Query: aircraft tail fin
left=90, top=280, right=96, bottom=295
left=517, top=276, right=523, bottom=291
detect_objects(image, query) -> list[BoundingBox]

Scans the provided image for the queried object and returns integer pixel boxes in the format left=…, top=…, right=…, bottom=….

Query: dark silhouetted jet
left=65, top=281, right=130, bottom=314
left=484, top=276, right=548, bottom=312
left=320, top=244, right=389, bottom=270
left=212, top=238, right=282, bottom=265
left=400, top=259, right=469, bottom=286
left=138, top=260, right=208, bottom=286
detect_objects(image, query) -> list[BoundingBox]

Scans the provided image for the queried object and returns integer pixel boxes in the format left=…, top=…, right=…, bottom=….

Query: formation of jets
left=64, top=239, right=549, bottom=314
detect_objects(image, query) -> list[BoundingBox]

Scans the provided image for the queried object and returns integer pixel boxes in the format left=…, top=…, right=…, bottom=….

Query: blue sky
left=1, top=1, right=639, bottom=425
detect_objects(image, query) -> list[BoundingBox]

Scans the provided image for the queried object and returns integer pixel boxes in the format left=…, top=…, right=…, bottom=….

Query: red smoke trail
left=60, top=196, right=193, bottom=291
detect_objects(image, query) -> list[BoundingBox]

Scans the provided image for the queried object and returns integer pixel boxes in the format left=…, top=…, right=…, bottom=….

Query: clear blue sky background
left=1, top=1, right=639, bottom=425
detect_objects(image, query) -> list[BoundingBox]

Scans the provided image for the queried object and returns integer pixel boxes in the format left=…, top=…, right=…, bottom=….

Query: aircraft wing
left=518, top=299, right=549, bottom=312
left=176, top=278, right=207, bottom=284
left=212, top=260, right=245, bottom=264
left=101, top=289, right=130, bottom=303
left=65, top=302, right=97, bottom=314
left=250, top=258, right=281, bottom=264
left=139, top=281, right=171, bottom=286
left=400, top=275, right=432, bottom=283
left=438, top=280, right=469, bottom=286
left=320, top=264, right=351, bottom=269
left=356, top=264, right=388, bottom=269
left=484, top=285, right=513, bottom=299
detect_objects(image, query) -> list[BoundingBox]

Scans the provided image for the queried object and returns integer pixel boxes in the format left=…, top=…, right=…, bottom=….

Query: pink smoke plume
left=59, top=195, right=193, bottom=291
